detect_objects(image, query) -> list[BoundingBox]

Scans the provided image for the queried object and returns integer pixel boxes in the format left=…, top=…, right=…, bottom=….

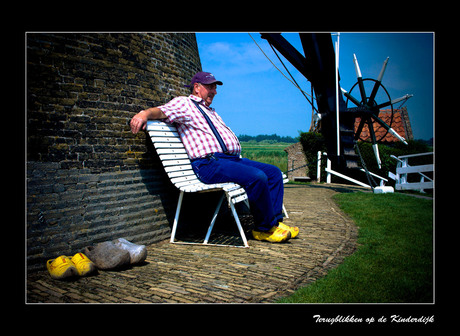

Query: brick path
left=27, top=183, right=366, bottom=303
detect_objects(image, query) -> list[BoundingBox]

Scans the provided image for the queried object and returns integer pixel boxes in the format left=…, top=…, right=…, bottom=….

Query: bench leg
left=170, top=191, right=184, bottom=243
left=283, top=203, right=289, bottom=219
left=170, top=190, right=249, bottom=248
left=228, top=196, right=249, bottom=248
left=203, top=193, right=225, bottom=244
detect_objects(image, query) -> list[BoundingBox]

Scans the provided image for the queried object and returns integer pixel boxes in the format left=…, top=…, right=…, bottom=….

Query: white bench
left=146, top=120, right=288, bottom=248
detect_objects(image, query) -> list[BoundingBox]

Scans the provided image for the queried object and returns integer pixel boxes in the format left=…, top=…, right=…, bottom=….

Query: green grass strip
left=278, top=192, right=433, bottom=303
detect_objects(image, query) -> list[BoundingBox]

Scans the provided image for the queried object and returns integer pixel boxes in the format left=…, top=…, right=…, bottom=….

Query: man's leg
left=240, top=158, right=299, bottom=239
left=191, top=154, right=282, bottom=232
left=238, top=158, right=284, bottom=226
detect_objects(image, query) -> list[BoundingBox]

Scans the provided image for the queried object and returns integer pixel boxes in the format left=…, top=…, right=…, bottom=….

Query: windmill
left=260, top=33, right=412, bottom=171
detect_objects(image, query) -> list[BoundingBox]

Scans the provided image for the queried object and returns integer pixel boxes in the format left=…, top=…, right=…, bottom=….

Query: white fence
left=317, top=151, right=388, bottom=189
left=388, top=152, right=433, bottom=192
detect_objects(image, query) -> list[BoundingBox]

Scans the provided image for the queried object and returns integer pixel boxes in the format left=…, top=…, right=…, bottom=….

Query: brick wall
left=284, top=142, right=309, bottom=181
left=27, top=33, right=202, bottom=271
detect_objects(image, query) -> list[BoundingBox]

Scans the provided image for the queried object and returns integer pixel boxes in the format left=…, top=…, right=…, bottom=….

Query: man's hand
left=130, top=111, right=148, bottom=134
left=130, top=108, right=166, bottom=134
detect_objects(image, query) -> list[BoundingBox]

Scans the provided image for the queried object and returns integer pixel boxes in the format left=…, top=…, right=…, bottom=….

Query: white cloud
left=198, top=40, right=274, bottom=76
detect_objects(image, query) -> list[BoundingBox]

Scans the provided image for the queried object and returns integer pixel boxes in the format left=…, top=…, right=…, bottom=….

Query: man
left=130, top=72, right=299, bottom=243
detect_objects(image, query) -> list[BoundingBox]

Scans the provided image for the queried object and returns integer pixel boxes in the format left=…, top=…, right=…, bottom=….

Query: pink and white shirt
left=157, top=95, right=241, bottom=160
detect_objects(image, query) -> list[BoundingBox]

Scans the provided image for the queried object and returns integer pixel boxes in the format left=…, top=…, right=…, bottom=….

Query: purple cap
left=189, top=72, right=223, bottom=87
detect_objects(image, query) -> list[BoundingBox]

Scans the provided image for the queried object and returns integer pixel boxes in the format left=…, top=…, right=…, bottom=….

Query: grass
left=240, top=142, right=289, bottom=172
left=278, top=192, right=433, bottom=303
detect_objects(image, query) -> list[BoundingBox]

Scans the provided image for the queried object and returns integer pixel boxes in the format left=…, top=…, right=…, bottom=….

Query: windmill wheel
left=341, top=54, right=411, bottom=168
left=346, top=78, right=394, bottom=143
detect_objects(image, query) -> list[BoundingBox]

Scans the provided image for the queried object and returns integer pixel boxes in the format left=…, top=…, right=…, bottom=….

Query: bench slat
left=222, top=184, right=242, bottom=192
left=162, top=159, right=191, bottom=166
left=156, top=148, right=187, bottom=155
left=182, top=184, right=223, bottom=193
left=232, top=194, right=248, bottom=204
left=167, top=170, right=195, bottom=178
left=150, top=130, right=179, bottom=137
left=164, top=164, right=193, bottom=173
left=149, top=136, right=182, bottom=143
left=159, top=154, right=190, bottom=161
left=170, top=175, right=200, bottom=184
left=175, top=179, right=204, bottom=188
left=154, top=142, right=185, bottom=149
left=146, top=122, right=178, bottom=132
left=227, top=187, right=246, bottom=198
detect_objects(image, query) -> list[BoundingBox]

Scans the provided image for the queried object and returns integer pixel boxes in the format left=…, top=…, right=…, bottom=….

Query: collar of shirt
left=189, top=94, right=215, bottom=112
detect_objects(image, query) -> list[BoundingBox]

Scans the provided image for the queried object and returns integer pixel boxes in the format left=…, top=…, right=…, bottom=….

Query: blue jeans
left=191, top=153, right=284, bottom=232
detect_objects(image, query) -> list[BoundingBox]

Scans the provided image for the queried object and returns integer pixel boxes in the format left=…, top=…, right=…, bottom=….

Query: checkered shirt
left=158, top=95, right=241, bottom=160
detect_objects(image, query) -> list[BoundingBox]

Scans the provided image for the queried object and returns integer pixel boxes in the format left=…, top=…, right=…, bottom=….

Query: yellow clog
left=252, top=226, right=291, bottom=243
left=46, top=256, right=78, bottom=280
left=278, top=222, right=299, bottom=238
left=70, top=253, right=96, bottom=276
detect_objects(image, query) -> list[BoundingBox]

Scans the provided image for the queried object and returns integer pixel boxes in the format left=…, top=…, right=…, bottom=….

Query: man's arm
left=130, top=107, right=167, bottom=134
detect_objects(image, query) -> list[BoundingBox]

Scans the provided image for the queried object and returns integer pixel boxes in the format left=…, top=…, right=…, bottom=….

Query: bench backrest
left=146, top=120, right=202, bottom=189
left=146, top=120, right=241, bottom=194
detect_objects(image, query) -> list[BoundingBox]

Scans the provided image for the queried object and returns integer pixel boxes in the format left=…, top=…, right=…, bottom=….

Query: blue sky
left=195, top=32, right=434, bottom=141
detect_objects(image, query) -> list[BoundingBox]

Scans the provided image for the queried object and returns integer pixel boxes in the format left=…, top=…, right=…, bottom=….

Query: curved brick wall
left=27, top=33, right=202, bottom=271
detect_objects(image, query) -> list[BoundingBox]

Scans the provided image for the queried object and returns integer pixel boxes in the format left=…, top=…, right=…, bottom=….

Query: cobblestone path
left=27, top=183, right=365, bottom=303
